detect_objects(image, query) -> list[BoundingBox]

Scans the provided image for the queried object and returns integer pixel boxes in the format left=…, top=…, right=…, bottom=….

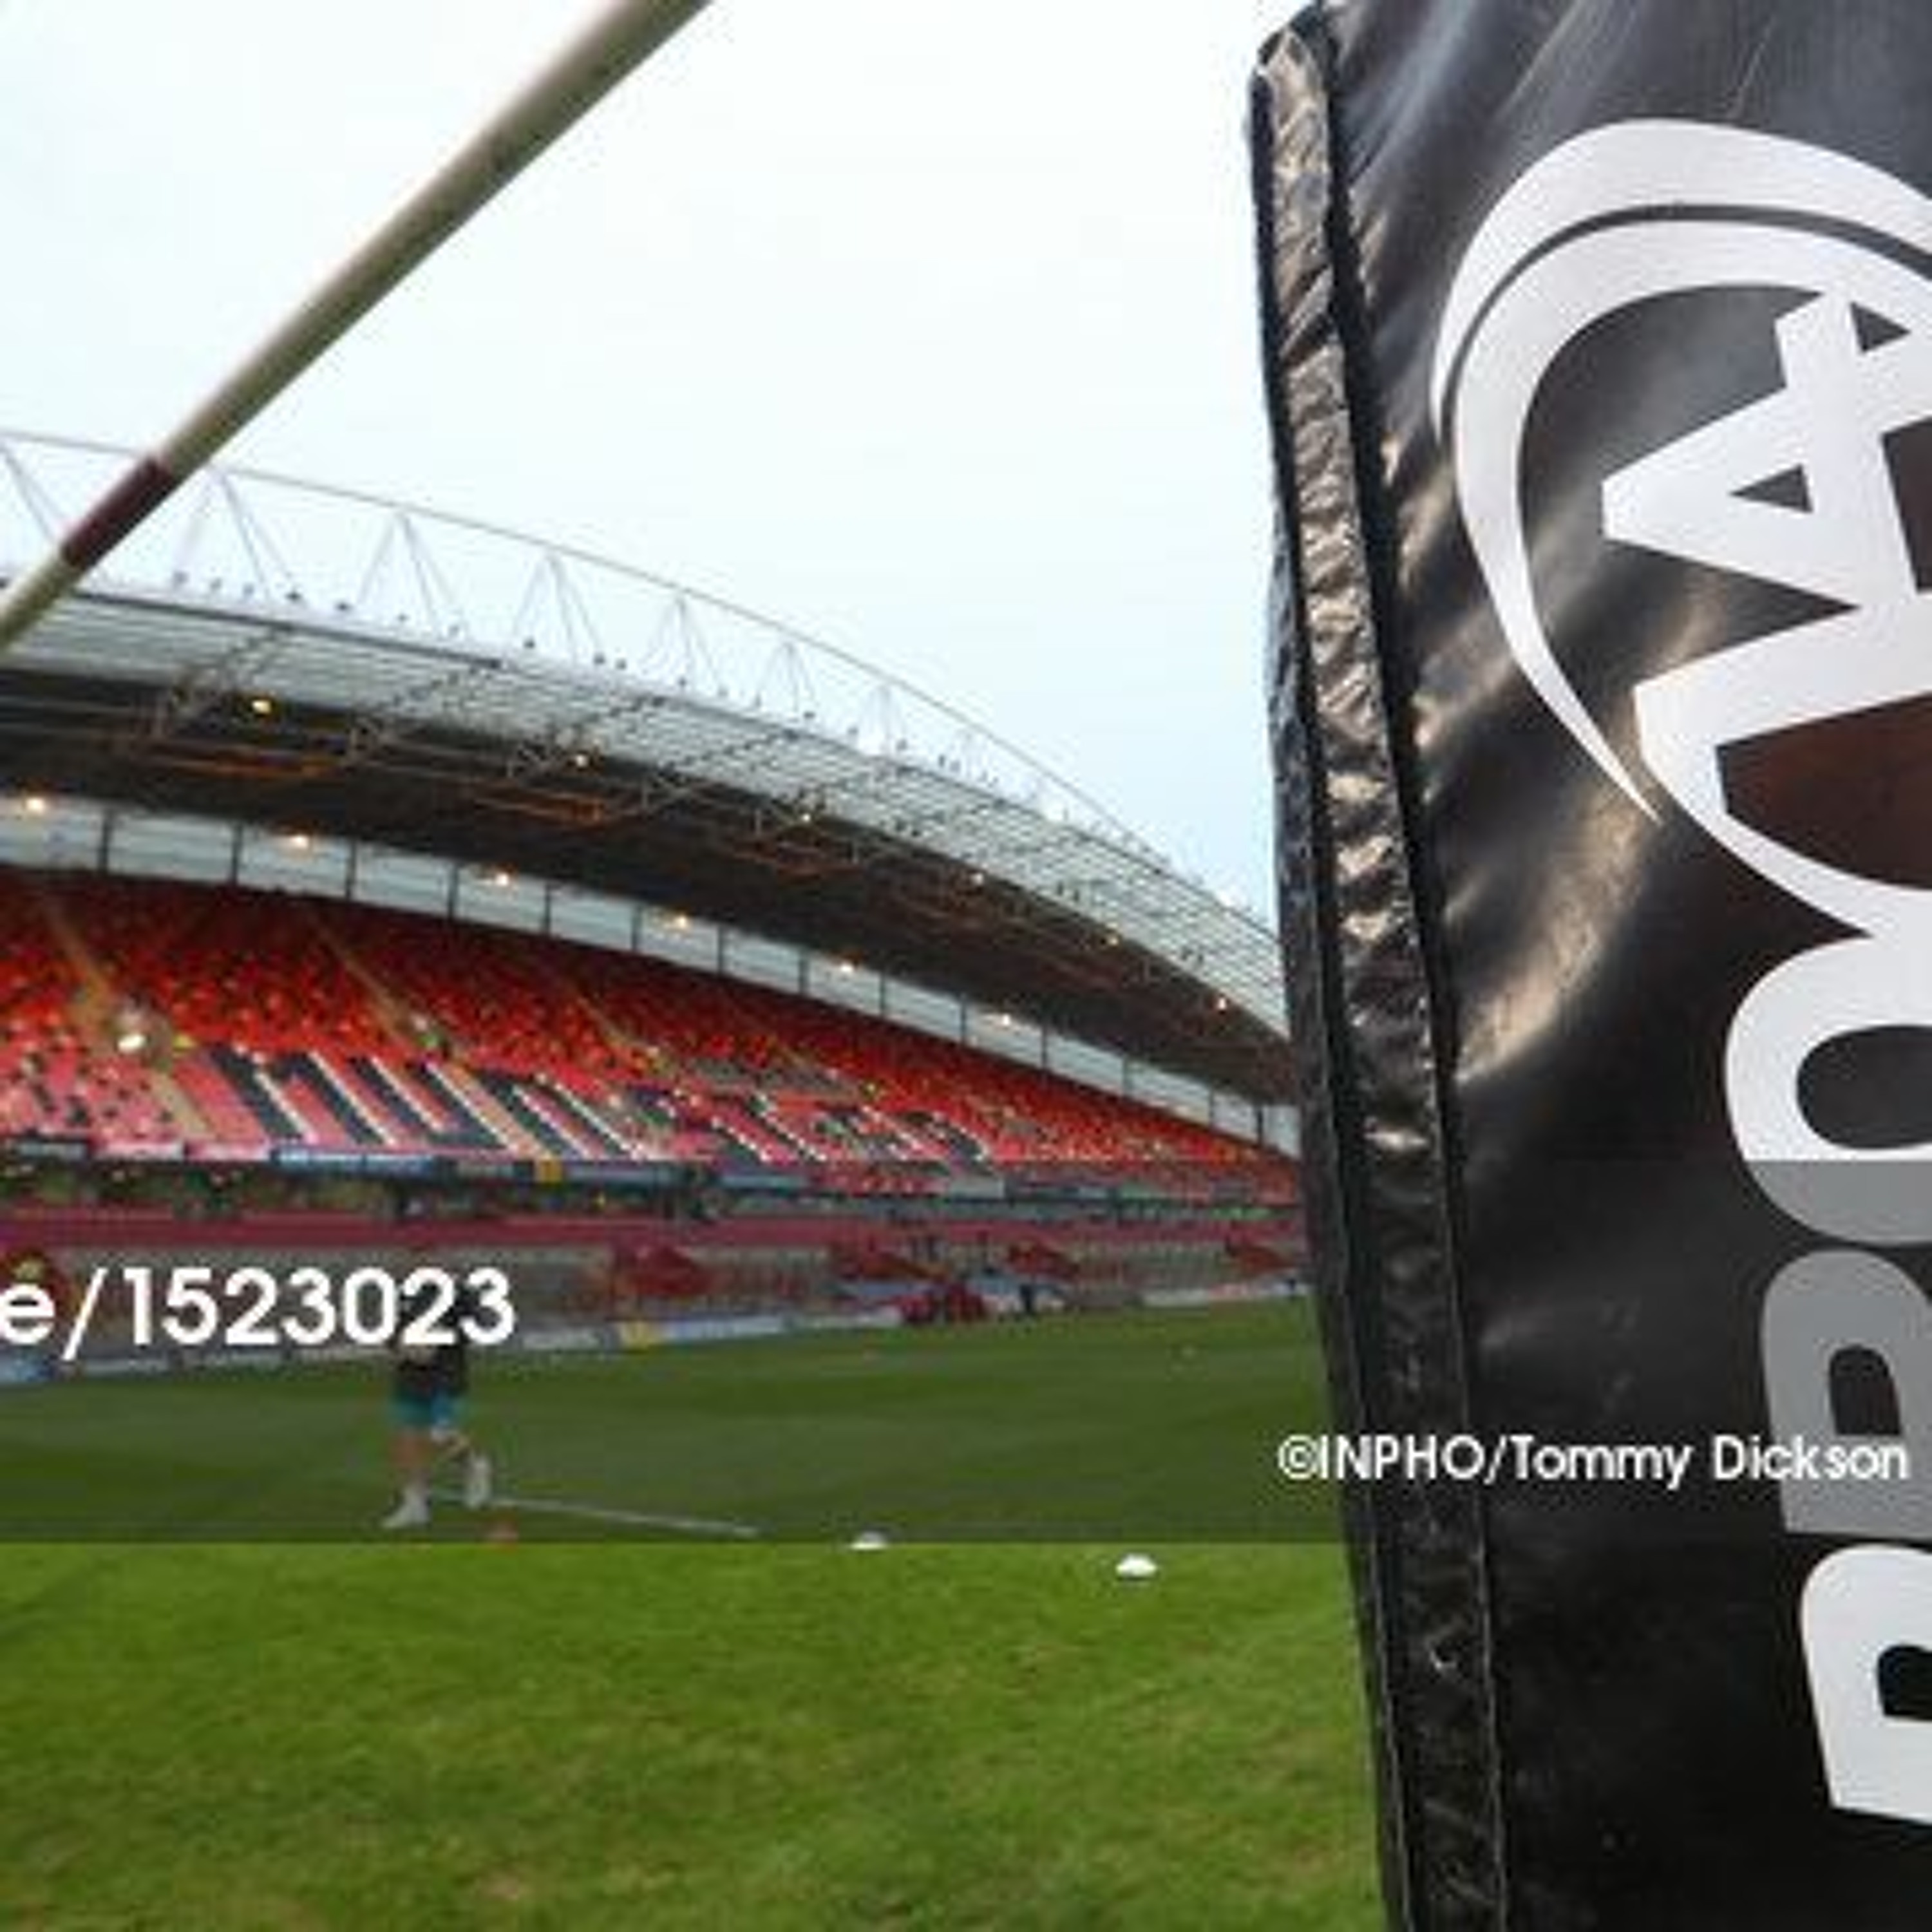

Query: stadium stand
left=1, top=869, right=1273, bottom=1183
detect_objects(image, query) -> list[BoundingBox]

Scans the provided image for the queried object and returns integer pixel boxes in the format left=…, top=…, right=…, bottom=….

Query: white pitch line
left=438, top=1487, right=761, bottom=1540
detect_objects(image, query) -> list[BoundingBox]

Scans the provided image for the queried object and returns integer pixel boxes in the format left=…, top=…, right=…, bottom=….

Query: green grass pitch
left=0, top=1303, right=1379, bottom=1927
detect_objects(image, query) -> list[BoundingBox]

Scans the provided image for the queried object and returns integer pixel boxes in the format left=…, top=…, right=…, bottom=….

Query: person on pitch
left=381, top=1274, right=494, bottom=1531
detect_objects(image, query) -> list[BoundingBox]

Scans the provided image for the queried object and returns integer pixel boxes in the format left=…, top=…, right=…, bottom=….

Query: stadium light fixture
left=247, top=694, right=276, bottom=718
left=0, top=0, right=714, bottom=656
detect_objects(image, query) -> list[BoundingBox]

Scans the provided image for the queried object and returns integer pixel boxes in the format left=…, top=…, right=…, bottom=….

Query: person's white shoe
left=463, top=1454, right=495, bottom=1510
left=380, top=1492, right=430, bottom=1531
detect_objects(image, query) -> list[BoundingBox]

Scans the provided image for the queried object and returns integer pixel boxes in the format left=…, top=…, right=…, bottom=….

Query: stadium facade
left=0, top=431, right=1298, bottom=1352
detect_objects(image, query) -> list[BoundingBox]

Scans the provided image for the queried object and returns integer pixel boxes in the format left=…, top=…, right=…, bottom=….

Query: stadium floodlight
left=0, top=0, right=714, bottom=656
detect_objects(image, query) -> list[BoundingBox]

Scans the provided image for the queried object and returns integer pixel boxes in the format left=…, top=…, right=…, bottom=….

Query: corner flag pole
left=0, top=0, right=714, bottom=656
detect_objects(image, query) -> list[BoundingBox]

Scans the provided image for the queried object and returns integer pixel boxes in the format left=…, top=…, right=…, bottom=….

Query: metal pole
left=0, top=0, right=712, bottom=654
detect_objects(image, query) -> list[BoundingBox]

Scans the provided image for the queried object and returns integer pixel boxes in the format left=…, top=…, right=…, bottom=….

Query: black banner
left=1253, top=5, right=1932, bottom=1927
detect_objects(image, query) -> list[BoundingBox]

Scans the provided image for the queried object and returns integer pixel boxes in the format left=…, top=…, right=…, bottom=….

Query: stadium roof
left=0, top=431, right=1291, bottom=1104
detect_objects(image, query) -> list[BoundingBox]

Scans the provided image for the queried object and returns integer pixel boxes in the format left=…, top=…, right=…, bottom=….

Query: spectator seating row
left=0, top=869, right=1269, bottom=1176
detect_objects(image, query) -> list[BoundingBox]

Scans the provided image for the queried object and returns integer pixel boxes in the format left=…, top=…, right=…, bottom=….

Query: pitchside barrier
left=1253, top=4, right=1932, bottom=1926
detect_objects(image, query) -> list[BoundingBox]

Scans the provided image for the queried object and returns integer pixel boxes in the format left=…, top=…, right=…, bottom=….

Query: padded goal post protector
left=1251, top=5, right=1932, bottom=1927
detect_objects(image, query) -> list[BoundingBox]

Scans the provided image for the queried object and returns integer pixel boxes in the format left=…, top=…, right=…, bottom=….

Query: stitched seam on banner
left=1250, top=32, right=1416, bottom=1931
left=1256, top=12, right=1511, bottom=1926
left=1251, top=31, right=1417, bottom=1930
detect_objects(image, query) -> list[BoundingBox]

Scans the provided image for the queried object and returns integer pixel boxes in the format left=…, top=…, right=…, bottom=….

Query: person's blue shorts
left=392, top=1390, right=463, bottom=1432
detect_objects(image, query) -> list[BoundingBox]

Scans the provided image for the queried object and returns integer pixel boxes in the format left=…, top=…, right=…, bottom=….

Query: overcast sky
left=0, top=0, right=1291, bottom=915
